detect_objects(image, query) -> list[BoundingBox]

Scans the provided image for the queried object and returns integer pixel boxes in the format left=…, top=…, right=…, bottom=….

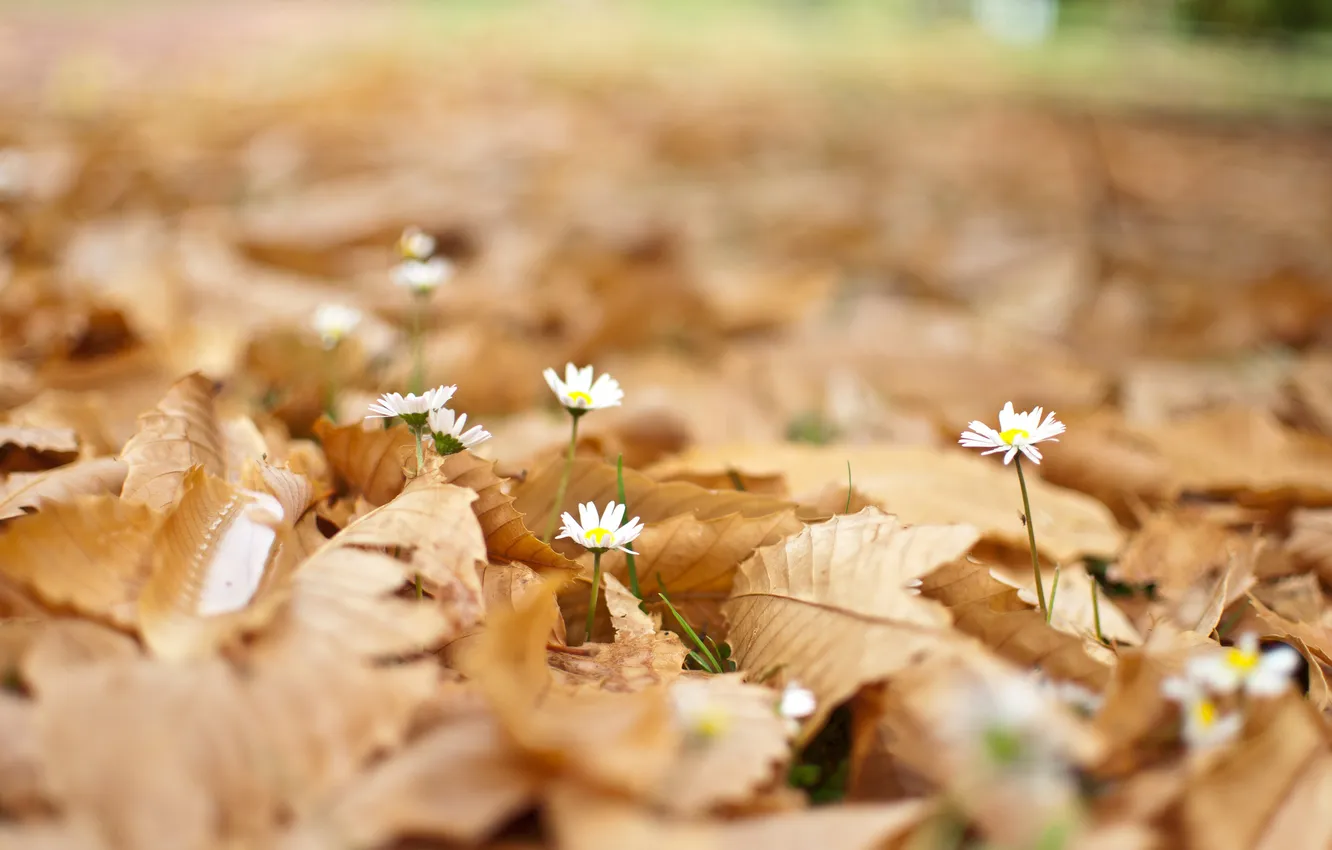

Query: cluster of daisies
left=1162, top=633, right=1300, bottom=750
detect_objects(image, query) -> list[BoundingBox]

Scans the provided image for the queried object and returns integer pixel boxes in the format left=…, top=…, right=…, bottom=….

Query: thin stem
left=413, top=429, right=425, bottom=475
left=616, top=454, right=641, bottom=600
left=844, top=460, right=853, bottom=513
left=584, top=550, right=603, bottom=644
left=410, top=295, right=425, bottom=395
left=1013, top=456, right=1048, bottom=619
left=322, top=344, right=339, bottom=422
left=1091, top=575, right=1105, bottom=644
left=1047, top=563, right=1061, bottom=622
left=541, top=412, right=580, bottom=543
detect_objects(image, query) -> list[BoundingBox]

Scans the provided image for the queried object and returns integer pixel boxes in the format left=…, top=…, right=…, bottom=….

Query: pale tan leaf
left=137, top=468, right=291, bottom=660
left=654, top=675, right=793, bottom=815
left=0, top=426, right=79, bottom=474
left=0, top=496, right=158, bottom=627
left=724, top=509, right=978, bottom=728
left=989, top=563, right=1141, bottom=646
left=1252, top=754, right=1332, bottom=850
left=35, top=646, right=435, bottom=850
left=545, top=784, right=930, bottom=850
left=604, top=572, right=656, bottom=640
left=11, top=619, right=141, bottom=694
left=312, top=417, right=410, bottom=506
left=120, top=373, right=226, bottom=511
left=330, top=475, right=487, bottom=627
left=0, top=694, right=46, bottom=817
left=548, top=633, right=688, bottom=693
left=287, top=709, right=539, bottom=849
left=650, top=443, right=1123, bottom=563
left=1251, top=597, right=1332, bottom=668
left=0, top=457, right=127, bottom=520
left=434, top=450, right=580, bottom=573
left=919, top=559, right=1113, bottom=691
left=1180, top=695, right=1326, bottom=850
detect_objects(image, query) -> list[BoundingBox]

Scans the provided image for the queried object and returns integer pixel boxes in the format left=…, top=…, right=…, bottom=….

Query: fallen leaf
left=137, top=468, right=292, bottom=660
left=311, top=417, right=411, bottom=506
left=0, top=457, right=127, bottom=520
left=649, top=443, right=1123, bottom=563
left=724, top=509, right=978, bottom=729
left=0, top=426, right=79, bottom=474
left=434, top=451, right=580, bottom=574
left=0, top=495, right=158, bottom=627
left=120, top=373, right=226, bottom=511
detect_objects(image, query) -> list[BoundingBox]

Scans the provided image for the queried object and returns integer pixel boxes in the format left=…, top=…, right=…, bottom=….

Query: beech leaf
left=724, top=508, right=979, bottom=728
left=0, top=458, right=127, bottom=521
left=120, top=373, right=226, bottom=511
left=312, top=417, right=411, bottom=506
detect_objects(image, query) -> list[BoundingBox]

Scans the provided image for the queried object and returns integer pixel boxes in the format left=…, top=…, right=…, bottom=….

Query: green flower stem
left=584, top=549, right=603, bottom=644
left=413, top=427, right=426, bottom=600
left=322, top=345, right=339, bottom=422
left=541, top=411, right=581, bottom=543
left=1013, top=456, right=1049, bottom=620
left=616, top=454, right=641, bottom=600
left=1047, top=563, right=1061, bottom=618
left=410, top=294, right=425, bottom=396
left=1091, top=575, right=1105, bottom=644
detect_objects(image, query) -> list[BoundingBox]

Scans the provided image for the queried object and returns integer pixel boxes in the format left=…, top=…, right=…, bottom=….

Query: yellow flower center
left=692, top=706, right=731, bottom=738
left=999, top=427, right=1030, bottom=445
left=567, top=390, right=592, bottom=405
left=1226, top=647, right=1260, bottom=673
left=585, top=527, right=612, bottom=546
left=1193, top=699, right=1218, bottom=728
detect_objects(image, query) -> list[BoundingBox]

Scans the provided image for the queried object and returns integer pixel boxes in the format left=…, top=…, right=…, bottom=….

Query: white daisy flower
left=670, top=680, right=730, bottom=741
left=365, top=385, right=457, bottom=429
left=543, top=363, right=623, bottom=413
left=1187, top=633, right=1301, bottom=698
left=556, top=501, right=643, bottom=554
left=959, top=401, right=1066, bottom=465
left=779, top=681, right=817, bottom=720
left=392, top=257, right=452, bottom=295
left=311, top=303, right=363, bottom=349
left=397, top=225, right=436, bottom=261
left=1162, top=676, right=1244, bottom=751
left=428, top=407, right=491, bottom=455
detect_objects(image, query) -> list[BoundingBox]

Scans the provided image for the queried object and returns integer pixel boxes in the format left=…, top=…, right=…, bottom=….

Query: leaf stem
left=542, top=412, right=580, bottom=543
left=616, top=454, right=641, bottom=600
left=584, top=549, right=603, bottom=644
left=410, top=295, right=425, bottom=396
left=1091, top=574, right=1105, bottom=644
left=844, top=460, right=853, bottom=514
left=1013, top=456, right=1048, bottom=620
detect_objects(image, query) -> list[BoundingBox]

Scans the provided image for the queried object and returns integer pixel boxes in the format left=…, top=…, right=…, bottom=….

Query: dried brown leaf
left=0, top=457, right=127, bottom=520
left=919, top=559, right=1113, bottom=691
left=0, top=495, right=158, bottom=627
left=120, top=373, right=226, bottom=511
left=137, top=468, right=293, bottom=660
left=0, top=694, right=46, bottom=817
left=0, top=426, right=79, bottom=474
left=650, top=443, right=1123, bottom=563
left=312, top=417, right=410, bottom=506
left=724, top=509, right=978, bottom=729
left=434, top=451, right=580, bottom=573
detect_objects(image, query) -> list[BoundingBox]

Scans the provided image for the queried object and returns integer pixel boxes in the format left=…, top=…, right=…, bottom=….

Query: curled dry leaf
left=549, top=575, right=686, bottom=693
left=311, top=417, right=410, bottom=506
left=119, top=373, right=225, bottom=511
left=650, top=443, right=1123, bottom=563
left=137, top=468, right=293, bottom=660
left=331, top=474, right=487, bottom=632
left=0, top=495, right=158, bottom=628
left=0, top=426, right=79, bottom=474
left=544, top=784, right=931, bottom=850
left=0, top=457, right=127, bottom=520
left=34, top=647, right=436, bottom=850
left=1179, top=695, right=1327, bottom=850
left=724, top=508, right=979, bottom=729
left=433, top=451, right=580, bottom=573
left=919, top=559, right=1112, bottom=691
left=283, top=707, right=539, bottom=850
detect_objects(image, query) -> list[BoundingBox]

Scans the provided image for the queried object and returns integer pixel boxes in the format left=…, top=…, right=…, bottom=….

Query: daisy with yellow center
left=556, top=500, right=644, bottom=643
left=1162, top=676, right=1243, bottom=751
left=1187, top=633, right=1300, bottom=698
left=397, top=225, right=436, bottom=261
left=670, top=680, right=732, bottom=742
left=390, top=227, right=450, bottom=394
left=539, top=363, right=625, bottom=544
left=428, top=406, right=491, bottom=456
left=958, top=403, right=1071, bottom=627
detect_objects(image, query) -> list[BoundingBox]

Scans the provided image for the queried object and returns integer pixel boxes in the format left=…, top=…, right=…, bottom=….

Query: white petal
left=1246, top=668, right=1292, bottom=697
left=1003, top=446, right=1019, bottom=465
left=997, top=402, right=1018, bottom=432
left=543, top=367, right=564, bottom=396
left=1019, top=444, right=1043, bottom=464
